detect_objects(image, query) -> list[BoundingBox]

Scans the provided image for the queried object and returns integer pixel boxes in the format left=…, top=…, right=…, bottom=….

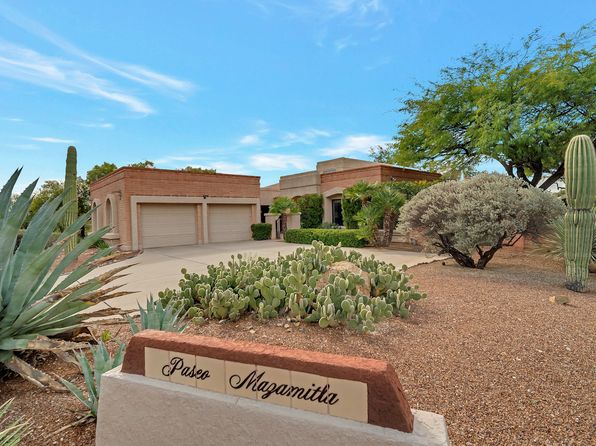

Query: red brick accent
left=320, top=164, right=440, bottom=193
left=123, top=330, right=414, bottom=432
left=89, top=167, right=260, bottom=249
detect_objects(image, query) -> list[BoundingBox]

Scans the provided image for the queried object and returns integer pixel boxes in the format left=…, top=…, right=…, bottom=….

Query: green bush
left=158, top=241, right=425, bottom=332
left=284, top=229, right=366, bottom=248
left=341, top=197, right=362, bottom=229
left=251, top=223, right=272, bottom=240
left=297, top=194, right=323, bottom=228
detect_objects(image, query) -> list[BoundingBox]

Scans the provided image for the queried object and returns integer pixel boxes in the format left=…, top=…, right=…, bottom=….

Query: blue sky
left=0, top=0, right=592, bottom=191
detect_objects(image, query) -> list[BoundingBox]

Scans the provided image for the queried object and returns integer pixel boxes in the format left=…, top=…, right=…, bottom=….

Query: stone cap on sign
left=122, top=330, right=414, bottom=432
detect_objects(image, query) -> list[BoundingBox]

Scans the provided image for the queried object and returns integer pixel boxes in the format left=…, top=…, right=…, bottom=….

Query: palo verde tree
left=374, top=24, right=595, bottom=189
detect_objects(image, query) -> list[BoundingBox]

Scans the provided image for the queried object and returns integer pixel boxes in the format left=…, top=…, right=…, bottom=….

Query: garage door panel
left=208, top=204, right=252, bottom=243
left=141, top=204, right=197, bottom=248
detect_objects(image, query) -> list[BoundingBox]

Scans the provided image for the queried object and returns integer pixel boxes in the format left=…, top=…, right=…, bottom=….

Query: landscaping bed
left=0, top=249, right=594, bottom=445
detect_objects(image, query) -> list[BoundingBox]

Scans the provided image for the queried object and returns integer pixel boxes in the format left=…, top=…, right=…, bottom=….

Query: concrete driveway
left=88, top=240, right=438, bottom=311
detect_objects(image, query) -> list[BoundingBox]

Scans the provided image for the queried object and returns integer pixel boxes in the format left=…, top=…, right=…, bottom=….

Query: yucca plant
left=127, top=295, right=187, bottom=334
left=0, top=399, right=29, bottom=445
left=59, top=341, right=125, bottom=418
left=0, top=169, right=130, bottom=391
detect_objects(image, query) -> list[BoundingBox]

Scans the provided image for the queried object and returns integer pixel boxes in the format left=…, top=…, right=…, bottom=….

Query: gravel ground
left=1, top=249, right=594, bottom=445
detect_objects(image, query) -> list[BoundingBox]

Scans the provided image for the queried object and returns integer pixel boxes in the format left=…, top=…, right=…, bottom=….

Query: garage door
left=141, top=204, right=197, bottom=248
left=208, top=204, right=252, bottom=243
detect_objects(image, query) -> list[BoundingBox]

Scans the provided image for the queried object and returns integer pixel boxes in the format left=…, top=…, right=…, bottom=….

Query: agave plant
left=0, top=169, right=130, bottom=391
left=535, top=216, right=596, bottom=262
left=127, top=295, right=187, bottom=334
left=0, top=399, right=29, bottom=445
left=59, top=341, right=125, bottom=418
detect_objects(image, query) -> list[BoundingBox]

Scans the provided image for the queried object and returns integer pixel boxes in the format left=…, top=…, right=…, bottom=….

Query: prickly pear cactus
left=564, top=135, right=596, bottom=292
left=63, top=146, right=78, bottom=253
left=158, top=240, right=426, bottom=331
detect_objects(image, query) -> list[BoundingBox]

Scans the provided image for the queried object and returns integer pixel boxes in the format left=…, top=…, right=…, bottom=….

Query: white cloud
left=239, top=134, right=261, bottom=146
left=206, top=162, right=248, bottom=175
left=0, top=42, right=154, bottom=114
left=250, top=154, right=310, bottom=171
left=271, top=128, right=332, bottom=147
left=30, top=136, right=74, bottom=144
left=322, top=134, right=387, bottom=156
left=0, top=4, right=195, bottom=114
left=77, top=121, right=114, bottom=129
left=1, top=117, right=23, bottom=122
left=334, top=35, right=356, bottom=52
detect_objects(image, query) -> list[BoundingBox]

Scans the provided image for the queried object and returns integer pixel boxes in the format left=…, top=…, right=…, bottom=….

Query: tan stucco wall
left=316, top=157, right=373, bottom=174
left=260, top=183, right=281, bottom=206
left=278, top=171, right=320, bottom=198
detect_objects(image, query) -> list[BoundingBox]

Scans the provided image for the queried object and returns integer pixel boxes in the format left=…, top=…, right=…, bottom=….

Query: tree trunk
left=380, top=213, right=396, bottom=247
left=539, top=163, right=564, bottom=190
left=437, top=234, right=476, bottom=268
left=475, top=235, right=506, bottom=269
left=280, top=214, right=288, bottom=234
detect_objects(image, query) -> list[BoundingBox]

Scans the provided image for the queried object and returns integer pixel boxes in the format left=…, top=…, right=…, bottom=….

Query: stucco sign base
left=96, top=366, right=449, bottom=446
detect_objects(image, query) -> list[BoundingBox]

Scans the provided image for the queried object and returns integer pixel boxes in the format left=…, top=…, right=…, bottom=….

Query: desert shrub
left=297, top=194, right=323, bottom=228
left=251, top=223, right=272, bottom=240
left=284, top=229, right=365, bottom=247
left=341, top=197, right=362, bottom=229
left=400, top=173, right=566, bottom=268
left=158, top=241, right=425, bottom=332
left=59, top=341, right=125, bottom=418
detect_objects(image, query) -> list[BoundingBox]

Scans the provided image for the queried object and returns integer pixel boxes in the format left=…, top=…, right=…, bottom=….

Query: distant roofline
left=89, top=166, right=260, bottom=188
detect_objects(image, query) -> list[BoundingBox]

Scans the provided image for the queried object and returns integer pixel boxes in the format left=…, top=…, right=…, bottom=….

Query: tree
left=180, top=166, right=216, bottom=174
left=25, top=178, right=90, bottom=232
left=370, top=186, right=406, bottom=247
left=86, top=162, right=117, bottom=184
left=353, top=184, right=406, bottom=247
left=399, top=174, right=566, bottom=268
left=374, top=25, right=596, bottom=190
left=26, top=180, right=63, bottom=227
left=297, top=194, right=323, bottom=228
left=128, top=160, right=155, bottom=168
left=270, top=196, right=299, bottom=235
left=342, top=181, right=376, bottom=229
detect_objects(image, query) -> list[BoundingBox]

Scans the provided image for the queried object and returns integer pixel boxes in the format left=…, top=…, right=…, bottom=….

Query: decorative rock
left=316, top=261, right=371, bottom=297
left=548, top=295, right=570, bottom=305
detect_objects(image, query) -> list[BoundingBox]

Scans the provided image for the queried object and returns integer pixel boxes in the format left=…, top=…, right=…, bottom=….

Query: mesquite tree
left=399, top=174, right=565, bottom=268
left=374, top=25, right=595, bottom=189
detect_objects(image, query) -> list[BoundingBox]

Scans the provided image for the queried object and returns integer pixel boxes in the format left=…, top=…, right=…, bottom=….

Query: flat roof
left=90, top=166, right=260, bottom=188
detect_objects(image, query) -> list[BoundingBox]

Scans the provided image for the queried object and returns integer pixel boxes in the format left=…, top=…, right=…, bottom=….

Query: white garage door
left=141, top=204, right=197, bottom=248
left=208, top=204, right=252, bottom=243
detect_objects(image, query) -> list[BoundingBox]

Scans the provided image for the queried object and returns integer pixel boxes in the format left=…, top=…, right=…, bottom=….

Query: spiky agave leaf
left=0, top=398, right=29, bottom=446
left=59, top=341, right=125, bottom=417
left=0, top=169, right=132, bottom=389
left=127, top=295, right=187, bottom=334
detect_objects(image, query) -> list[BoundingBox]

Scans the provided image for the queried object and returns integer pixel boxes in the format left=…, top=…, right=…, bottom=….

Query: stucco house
left=260, top=157, right=441, bottom=225
left=89, top=167, right=260, bottom=250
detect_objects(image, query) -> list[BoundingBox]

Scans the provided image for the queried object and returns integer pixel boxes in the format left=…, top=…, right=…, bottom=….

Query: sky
left=0, top=0, right=592, bottom=191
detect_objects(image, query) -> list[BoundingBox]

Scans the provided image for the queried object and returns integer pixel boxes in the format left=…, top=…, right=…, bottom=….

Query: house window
left=331, top=199, right=343, bottom=226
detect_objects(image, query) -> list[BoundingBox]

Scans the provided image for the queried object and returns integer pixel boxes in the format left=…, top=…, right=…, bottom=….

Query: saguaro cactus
left=564, top=135, right=596, bottom=292
left=63, top=146, right=78, bottom=254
